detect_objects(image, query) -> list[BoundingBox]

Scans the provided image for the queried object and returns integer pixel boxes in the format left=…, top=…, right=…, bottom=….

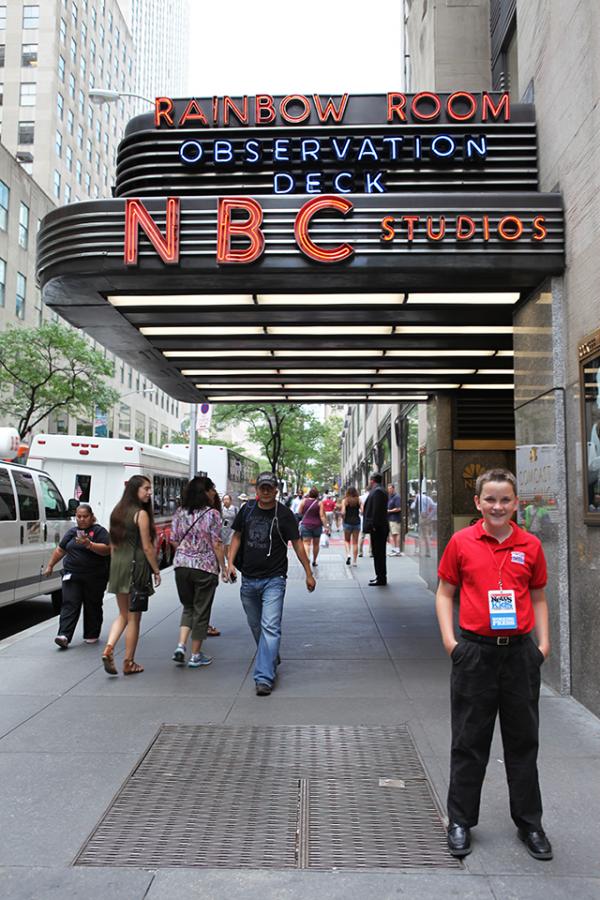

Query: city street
left=1, top=547, right=599, bottom=899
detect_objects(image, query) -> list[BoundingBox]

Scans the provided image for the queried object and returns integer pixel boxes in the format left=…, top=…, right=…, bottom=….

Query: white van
left=0, top=455, right=72, bottom=613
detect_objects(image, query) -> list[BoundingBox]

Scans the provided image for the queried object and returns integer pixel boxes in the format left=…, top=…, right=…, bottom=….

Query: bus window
left=0, top=467, right=17, bottom=521
left=39, top=474, right=68, bottom=519
left=74, top=474, right=91, bottom=503
left=153, top=475, right=165, bottom=517
left=12, top=470, right=40, bottom=521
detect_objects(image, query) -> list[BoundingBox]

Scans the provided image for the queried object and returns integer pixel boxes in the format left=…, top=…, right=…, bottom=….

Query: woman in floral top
left=170, top=476, right=227, bottom=668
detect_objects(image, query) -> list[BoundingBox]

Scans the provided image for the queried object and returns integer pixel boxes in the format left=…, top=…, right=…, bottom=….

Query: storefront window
left=135, top=411, right=146, bottom=442
left=118, top=402, right=130, bottom=438
left=579, top=334, right=600, bottom=522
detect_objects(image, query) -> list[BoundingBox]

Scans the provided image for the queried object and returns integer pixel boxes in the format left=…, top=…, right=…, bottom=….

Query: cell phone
left=76, top=529, right=86, bottom=542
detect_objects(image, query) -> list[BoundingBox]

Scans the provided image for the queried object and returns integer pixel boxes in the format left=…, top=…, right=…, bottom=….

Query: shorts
left=389, top=521, right=401, bottom=536
left=300, top=525, right=323, bottom=539
left=343, top=523, right=361, bottom=533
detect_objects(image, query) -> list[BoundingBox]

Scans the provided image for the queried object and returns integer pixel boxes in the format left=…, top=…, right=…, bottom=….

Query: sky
left=187, top=0, right=404, bottom=96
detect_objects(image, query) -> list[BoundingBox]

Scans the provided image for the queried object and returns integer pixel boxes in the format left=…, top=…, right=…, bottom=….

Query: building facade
left=342, top=0, right=600, bottom=718
left=0, top=0, right=186, bottom=443
left=129, top=0, right=189, bottom=105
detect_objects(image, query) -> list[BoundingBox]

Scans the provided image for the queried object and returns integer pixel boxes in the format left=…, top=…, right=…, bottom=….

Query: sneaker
left=188, top=652, right=212, bottom=668
left=346, top=556, right=351, bottom=566
left=352, top=561, right=357, bottom=567
left=84, top=637, right=99, bottom=644
left=54, top=635, right=68, bottom=649
left=172, top=644, right=186, bottom=665
left=256, top=681, right=272, bottom=696
left=358, top=552, right=363, bottom=557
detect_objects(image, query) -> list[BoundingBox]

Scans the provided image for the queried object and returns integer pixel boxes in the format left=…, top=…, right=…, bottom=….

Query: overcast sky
left=188, top=0, right=404, bottom=96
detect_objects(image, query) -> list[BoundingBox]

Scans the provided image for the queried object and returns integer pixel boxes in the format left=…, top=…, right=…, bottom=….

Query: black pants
left=370, top=528, right=389, bottom=583
left=57, top=575, right=107, bottom=643
left=175, top=567, right=218, bottom=642
left=448, top=635, right=545, bottom=830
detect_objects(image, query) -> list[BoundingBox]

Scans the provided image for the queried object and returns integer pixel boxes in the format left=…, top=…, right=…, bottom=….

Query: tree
left=309, top=415, right=344, bottom=489
left=0, top=323, right=120, bottom=439
left=212, top=403, right=318, bottom=480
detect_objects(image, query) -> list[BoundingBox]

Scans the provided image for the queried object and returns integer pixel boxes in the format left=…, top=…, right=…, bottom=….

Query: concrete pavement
left=1, top=546, right=599, bottom=899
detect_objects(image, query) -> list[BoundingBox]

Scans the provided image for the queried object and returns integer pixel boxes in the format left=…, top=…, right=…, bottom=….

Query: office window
left=65, top=145, right=72, bottom=170
left=90, top=38, right=96, bottom=64
left=108, top=10, right=113, bottom=32
left=0, top=44, right=4, bottom=66
left=75, top=159, right=81, bottom=184
left=79, top=55, right=85, bottom=79
left=66, top=108, right=73, bottom=133
left=59, top=16, right=66, bottom=42
left=18, top=202, right=29, bottom=249
left=57, top=91, right=64, bottom=119
left=99, top=24, right=104, bottom=45
left=20, top=82, right=36, bottom=105
left=86, top=137, right=92, bottom=162
left=115, top=26, right=120, bottom=47
left=0, top=179, right=8, bottom=230
left=94, top=119, right=100, bottom=141
left=118, top=403, right=130, bottom=438
left=81, top=21, right=86, bottom=43
left=68, top=72, right=75, bottom=98
left=21, top=43, right=37, bottom=66
left=70, top=35, right=76, bottom=64
left=16, top=272, right=26, bottom=319
left=76, top=123, right=83, bottom=148
left=127, top=368, right=132, bottom=389
left=78, top=88, right=84, bottom=114
left=71, top=2, right=77, bottom=28
left=55, top=129, right=62, bottom=157
left=64, top=182, right=71, bottom=203
left=58, top=54, right=65, bottom=80
left=84, top=173, right=91, bottom=196
left=53, top=169, right=61, bottom=198
left=87, top=104, right=93, bottom=128
left=18, top=120, right=34, bottom=143
left=0, top=7, right=6, bottom=29
left=91, top=7, right=96, bottom=28
left=23, top=5, right=39, bottom=29
left=95, top=150, right=100, bottom=173
left=0, top=78, right=3, bottom=106
left=88, top=71, right=94, bottom=90
left=34, top=288, right=42, bottom=325
left=135, top=412, right=146, bottom=443
left=0, top=257, right=5, bottom=307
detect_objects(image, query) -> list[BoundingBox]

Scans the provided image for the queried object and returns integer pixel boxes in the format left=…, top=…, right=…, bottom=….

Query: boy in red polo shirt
left=436, top=468, right=552, bottom=861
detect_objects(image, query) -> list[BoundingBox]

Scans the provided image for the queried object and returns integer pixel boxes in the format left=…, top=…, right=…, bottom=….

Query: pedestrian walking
left=101, top=475, right=161, bottom=676
left=435, top=468, right=552, bottom=861
left=322, top=493, right=337, bottom=532
left=358, top=487, right=371, bottom=557
left=226, top=472, right=315, bottom=696
left=298, top=487, right=327, bottom=566
left=291, top=492, right=303, bottom=522
left=387, top=483, right=403, bottom=555
left=361, top=474, right=389, bottom=586
left=45, top=503, right=110, bottom=649
left=341, top=487, right=362, bottom=566
left=170, top=476, right=227, bottom=668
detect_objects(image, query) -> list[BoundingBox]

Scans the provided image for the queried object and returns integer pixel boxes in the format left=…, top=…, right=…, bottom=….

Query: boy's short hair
left=475, top=468, right=518, bottom=497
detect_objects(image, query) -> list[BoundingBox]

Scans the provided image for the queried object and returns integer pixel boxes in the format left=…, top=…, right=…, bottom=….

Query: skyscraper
left=129, top=0, right=189, bottom=104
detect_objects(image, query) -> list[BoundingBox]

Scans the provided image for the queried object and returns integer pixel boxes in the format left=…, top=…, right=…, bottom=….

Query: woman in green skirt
left=102, top=475, right=161, bottom=675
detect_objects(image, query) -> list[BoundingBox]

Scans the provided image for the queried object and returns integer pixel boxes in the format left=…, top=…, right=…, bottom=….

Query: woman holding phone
left=45, top=503, right=110, bottom=649
left=102, top=475, right=161, bottom=676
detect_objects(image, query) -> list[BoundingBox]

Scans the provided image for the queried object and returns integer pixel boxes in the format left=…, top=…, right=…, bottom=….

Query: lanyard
left=484, top=540, right=510, bottom=590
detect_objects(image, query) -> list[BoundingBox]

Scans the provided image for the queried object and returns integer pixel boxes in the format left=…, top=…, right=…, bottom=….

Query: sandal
left=123, top=659, right=144, bottom=675
left=207, top=625, right=221, bottom=637
left=101, top=644, right=118, bottom=675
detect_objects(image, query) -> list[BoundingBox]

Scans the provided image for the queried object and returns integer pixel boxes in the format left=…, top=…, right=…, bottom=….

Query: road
left=0, top=596, right=56, bottom=641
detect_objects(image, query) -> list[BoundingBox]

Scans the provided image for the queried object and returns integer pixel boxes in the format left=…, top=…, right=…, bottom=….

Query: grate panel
left=76, top=724, right=459, bottom=870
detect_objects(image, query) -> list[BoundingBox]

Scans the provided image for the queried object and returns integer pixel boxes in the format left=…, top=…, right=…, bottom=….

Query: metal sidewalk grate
left=75, top=725, right=459, bottom=870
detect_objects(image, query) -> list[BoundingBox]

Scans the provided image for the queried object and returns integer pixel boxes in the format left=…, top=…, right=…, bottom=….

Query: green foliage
left=0, top=323, right=120, bottom=439
left=212, top=404, right=343, bottom=492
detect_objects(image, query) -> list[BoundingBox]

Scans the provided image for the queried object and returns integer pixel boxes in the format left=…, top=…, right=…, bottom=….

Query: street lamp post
left=88, top=89, right=153, bottom=106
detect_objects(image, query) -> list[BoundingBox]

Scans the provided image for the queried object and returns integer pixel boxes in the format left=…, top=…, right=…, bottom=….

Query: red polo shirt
left=438, top=519, right=547, bottom=636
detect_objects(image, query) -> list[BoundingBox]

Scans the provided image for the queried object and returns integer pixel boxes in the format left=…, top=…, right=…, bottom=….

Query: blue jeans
left=240, top=575, right=286, bottom=686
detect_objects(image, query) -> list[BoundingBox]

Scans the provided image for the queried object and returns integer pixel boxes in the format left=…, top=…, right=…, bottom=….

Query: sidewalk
left=1, top=547, right=599, bottom=899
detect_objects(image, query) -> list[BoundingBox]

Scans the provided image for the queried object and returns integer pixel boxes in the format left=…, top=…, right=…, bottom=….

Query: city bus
left=27, top=435, right=188, bottom=567
left=162, top=444, right=258, bottom=501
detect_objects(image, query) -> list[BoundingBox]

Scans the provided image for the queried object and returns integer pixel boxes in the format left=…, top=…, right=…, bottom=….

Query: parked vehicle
left=27, top=435, right=188, bottom=568
left=162, top=443, right=258, bottom=500
left=0, top=429, right=72, bottom=612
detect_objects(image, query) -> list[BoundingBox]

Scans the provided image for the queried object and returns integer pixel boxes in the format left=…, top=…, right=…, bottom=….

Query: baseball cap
left=256, top=472, right=278, bottom=488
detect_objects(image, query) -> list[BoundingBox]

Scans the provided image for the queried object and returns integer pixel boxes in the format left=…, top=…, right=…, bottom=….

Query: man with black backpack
left=226, top=472, right=316, bottom=695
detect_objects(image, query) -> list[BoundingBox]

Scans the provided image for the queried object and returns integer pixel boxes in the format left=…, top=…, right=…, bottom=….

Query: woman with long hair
left=170, top=475, right=227, bottom=667
left=342, top=486, right=362, bottom=567
left=102, top=475, right=161, bottom=675
left=298, top=487, right=327, bottom=566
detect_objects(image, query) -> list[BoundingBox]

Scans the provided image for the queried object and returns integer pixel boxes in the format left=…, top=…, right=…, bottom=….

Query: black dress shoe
left=518, top=828, right=553, bottom=860
left=447, top=822, right=471, bottom=857
left=255, top=681, right=272, bottom=696
left=368, top=578, right=387, bottom=586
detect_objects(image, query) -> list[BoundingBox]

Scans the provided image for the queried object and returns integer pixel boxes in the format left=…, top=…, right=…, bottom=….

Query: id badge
left=488, top=589, right=517, bottom=630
